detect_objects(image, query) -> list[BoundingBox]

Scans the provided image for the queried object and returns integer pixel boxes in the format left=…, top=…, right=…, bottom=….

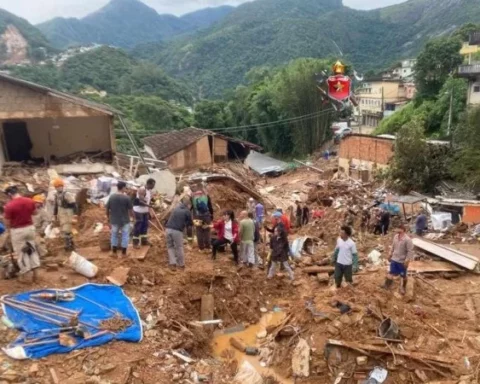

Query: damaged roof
left=142, top=127, right=262, bottom=160
left=0, top=73, right=120, bottom=116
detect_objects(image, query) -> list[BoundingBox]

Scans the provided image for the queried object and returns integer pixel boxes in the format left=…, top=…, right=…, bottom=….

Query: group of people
left=1, top=178, right=77, bottom=282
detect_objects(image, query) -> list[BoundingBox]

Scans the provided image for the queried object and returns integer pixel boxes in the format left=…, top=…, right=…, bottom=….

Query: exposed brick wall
left=0, top=80, right=107, bottom=119
left=339, top=135, right=394, bottom=165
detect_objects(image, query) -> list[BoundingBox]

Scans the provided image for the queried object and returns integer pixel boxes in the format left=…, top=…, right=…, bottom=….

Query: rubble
left=0, top=155, right=479, bottom=383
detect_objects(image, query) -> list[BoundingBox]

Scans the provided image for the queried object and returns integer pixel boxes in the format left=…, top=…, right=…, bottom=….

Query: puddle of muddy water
left=212, top=312, right=293, bottom=384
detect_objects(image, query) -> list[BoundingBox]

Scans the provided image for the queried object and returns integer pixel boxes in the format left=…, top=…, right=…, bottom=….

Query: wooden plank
left=49, top=368, right=59, bottom=384
left=303, top=266, right=335, bottom=274
left=201, top=294, right=214, bottom=329
left=408, top=261, right=462, bottom=273
left=326, top=339, right=457, bottom=365
left=412, top=238, right=478, bottom=271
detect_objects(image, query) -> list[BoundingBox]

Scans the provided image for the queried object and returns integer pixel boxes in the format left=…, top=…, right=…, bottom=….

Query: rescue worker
left=266, top=210, right=291, bottom=234
left=32, top=194, right=49, bottom=257
left=212, top=210, right=239, bottom=264
left=106, top=181, right=133, bottom=257
left=52, top=178, right=76, bottom=252
left=267, top=225, right=294, bottom=281
left=133, top=178, right=156, bottom=248
left=166, top=197, right=193, bottom=270
left=239, top=210, right=255, bottom=267
left=331, top=226, right=359, bottom=289
left=302, top=205, right=310, bottom=226
left=255, top=201, right=265, bottom=225
left=295, top=201, right=303, bottom=228
left=3, top=186, right=40, bottom=282
left=381, top=224, right=414, bottom=295
left=415, top=210, right=427, bottom=236
left=191, top=184, right=213, bottom=253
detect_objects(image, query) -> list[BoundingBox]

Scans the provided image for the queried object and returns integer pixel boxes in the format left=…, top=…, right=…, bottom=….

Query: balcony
left=458, top=63, right=480, bottom=77
left=469, top=31, right=480, bottom=46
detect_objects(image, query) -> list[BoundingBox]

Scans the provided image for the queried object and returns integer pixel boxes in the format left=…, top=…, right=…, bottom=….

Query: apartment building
left=458, top=31, right=480, bottom=105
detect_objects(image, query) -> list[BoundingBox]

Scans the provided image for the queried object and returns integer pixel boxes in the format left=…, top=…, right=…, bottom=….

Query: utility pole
left=447, top=86, right=454, bottom=140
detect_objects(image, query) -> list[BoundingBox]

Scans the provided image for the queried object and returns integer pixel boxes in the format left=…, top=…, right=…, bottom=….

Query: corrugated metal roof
left=245, top=151, right=289, bottom=175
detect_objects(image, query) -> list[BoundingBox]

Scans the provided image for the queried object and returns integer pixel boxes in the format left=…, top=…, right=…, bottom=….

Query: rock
left=45, top=263, right=59, bottom=271
left=292, top=338, right=310, bottom=377
left=60, top=275, right=68, bottom=282
left=99, top=363, right=116, bottom=374
left=356, top=356, right=368, bottom=366
left=256, top=330, right=267, bottom=339
left=292, top=280, right=302, bottom=287
left=142, top=278, right=154, bottom=287
left=260, top=307, right=268, bottom=313
left=28, top=364, right=39, bottom=376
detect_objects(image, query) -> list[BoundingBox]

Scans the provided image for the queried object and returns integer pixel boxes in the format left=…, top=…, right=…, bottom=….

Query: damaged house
left=142, top=127, right=262, bottom=171
left=0, top=73, right=116, bottom=170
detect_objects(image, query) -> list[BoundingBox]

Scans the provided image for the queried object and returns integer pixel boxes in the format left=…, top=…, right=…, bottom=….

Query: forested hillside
left=37, top=0, right=235, bottom=49
left=148, top=0, right=480, bottom=97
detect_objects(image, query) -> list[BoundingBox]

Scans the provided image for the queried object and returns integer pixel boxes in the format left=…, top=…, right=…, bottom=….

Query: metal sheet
left=244, top=151, right=288, bottom=175
left=412, top=238, right=479, bottom=272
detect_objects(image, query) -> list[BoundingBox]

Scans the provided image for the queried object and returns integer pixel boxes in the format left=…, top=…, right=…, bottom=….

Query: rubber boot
left=133, top=238, right=140, bottom=249
left=399, top=278, right=407, bottom=295
left=121, top=247, right=128, bottom=257
left=141, top=236, right=150, bottom=246
left=381, top=278, right=393, bottom=290
left=64, top=233, right=74, bottom=252
left=110, top=246, right=118, bottom=258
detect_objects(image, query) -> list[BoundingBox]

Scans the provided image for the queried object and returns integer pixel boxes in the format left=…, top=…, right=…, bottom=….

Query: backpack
left=193, top=193, right=209, bottom=215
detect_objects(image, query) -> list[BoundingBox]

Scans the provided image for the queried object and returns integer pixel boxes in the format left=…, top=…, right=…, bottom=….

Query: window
left=474, top=85, right=480, bottom=93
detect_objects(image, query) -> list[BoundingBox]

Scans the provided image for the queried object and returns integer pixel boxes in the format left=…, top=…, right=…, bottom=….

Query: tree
left=450, top=107, right=480, bottom=190
left=414, top=37, right=463, bottom=101
left=193, top=100, right=228, bottom=130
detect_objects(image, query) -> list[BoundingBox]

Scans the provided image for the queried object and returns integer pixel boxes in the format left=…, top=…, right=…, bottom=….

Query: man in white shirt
left=132, top=178, right=155, bottom=248
left=331, top=226, right=359, bottom=288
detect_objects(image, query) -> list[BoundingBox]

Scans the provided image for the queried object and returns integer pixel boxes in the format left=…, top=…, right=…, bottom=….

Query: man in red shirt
left=4, top=186, right=40, bottom=282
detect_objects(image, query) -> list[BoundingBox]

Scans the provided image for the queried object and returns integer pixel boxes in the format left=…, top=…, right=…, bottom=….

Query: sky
left=0, top=0, right=407, bottom=24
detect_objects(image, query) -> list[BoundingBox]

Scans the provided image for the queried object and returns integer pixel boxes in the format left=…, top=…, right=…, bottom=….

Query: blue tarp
left=2, top=284, right=142, bottom=360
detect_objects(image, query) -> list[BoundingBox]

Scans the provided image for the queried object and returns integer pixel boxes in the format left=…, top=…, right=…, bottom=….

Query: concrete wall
left=164, top=136, right=212, bottom=171
left=0, top=116, right=112, bottom=164
left=0, top=79, right=110, bottom=119
left=467, top=77, right=480, bottom=105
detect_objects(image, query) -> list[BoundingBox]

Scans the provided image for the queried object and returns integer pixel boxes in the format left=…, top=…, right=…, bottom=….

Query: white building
left=459, top=31, right=480, bottom=106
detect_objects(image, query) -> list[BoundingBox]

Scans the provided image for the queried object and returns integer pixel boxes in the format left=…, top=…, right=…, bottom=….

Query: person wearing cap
left=106, top=181, right=133, bottom=257
left=266, top=210, right=291, bottom=234
left=381, top=224, right=414, bottom=295
left=52, top=178, right=77, bottom=251
left=32, top=194, right=48, bottom=257
left=3, top=186, right=40, bottom=281
left=133, top=178, right=156, bottom=248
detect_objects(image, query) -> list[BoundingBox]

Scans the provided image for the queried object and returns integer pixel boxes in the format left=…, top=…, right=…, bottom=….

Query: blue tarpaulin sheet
left=2, top=284, right=142, bottom=360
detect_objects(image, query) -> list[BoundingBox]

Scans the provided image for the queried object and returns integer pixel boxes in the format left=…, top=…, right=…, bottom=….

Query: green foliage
left=414, top=37, right=463, bottom=100
left=192, top=58, right=336, bottom=156
left=37, top=0, right=234, bottom=49
left=148, top=0, right=480, bottom=98
left=9, top=46, right=193, bottom=104
left=0, top=9, right=50, bottom=50
left=450, top=107, right=480, bottom=189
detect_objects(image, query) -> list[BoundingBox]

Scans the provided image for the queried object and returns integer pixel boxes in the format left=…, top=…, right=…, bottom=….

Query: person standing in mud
left=239, top=210, right=255, bottom=267
left=166, top=197, right=193, bottom=270
left=52, top=178, right=76, bottom=251
left=381, top=224, right=413, bottom=295
left=295, top=201, right=303, bottom=228
left=3, top=185, right=40, bottom=282
left=212, top=210, right=239, bottom=264
left=132, top=178, right=156, bottom=248
left=191, top=184, right=214, bottom=253
left=331, top=226, right=359, bottom=288
left=267, top=226, right=294, bottom=281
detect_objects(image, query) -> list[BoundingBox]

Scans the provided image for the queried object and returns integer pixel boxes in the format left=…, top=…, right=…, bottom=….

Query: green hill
left=148, top=0, right=480, bottom=97
left=0, top=9, right=50, bottom=64
left=37, top=0, right=234, bottom=49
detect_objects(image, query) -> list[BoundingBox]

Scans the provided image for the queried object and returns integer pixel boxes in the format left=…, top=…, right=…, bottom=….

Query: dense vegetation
left=9, top=46, right=193, bottom=104
left=145, top=0, right=480, bottom=97
left=37, top=0, right=234, bottom=49
left=378, top=24, right=480, bottom=192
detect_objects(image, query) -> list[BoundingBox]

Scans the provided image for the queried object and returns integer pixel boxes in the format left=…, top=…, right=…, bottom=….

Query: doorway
left=3, top=122, right=32, bottom=161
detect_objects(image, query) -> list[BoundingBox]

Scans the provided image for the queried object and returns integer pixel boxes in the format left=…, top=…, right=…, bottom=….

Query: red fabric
left=312, top=209, right=325, bottom=219
left=4, top=196, right=36, bottom=229
left=272, top=214, right=291, bottom=232
left=213, top=219, right=239, bottom=243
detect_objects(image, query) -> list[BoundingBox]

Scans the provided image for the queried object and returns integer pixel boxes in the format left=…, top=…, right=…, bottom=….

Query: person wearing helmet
left=3, top=185, right=40, bottom=282
left=32, top=194, right=48, bottom=257
left=52, top=178, right=76, bottom=252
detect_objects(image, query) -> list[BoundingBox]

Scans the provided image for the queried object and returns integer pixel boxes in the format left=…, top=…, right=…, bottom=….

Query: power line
left=114, top=108, right=335, bottom=138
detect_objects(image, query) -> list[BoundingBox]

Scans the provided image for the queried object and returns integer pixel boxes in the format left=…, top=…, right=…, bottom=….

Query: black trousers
left=212, top=238, right=238, bottom=263
left=334, top=262, right=353, bottom=288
